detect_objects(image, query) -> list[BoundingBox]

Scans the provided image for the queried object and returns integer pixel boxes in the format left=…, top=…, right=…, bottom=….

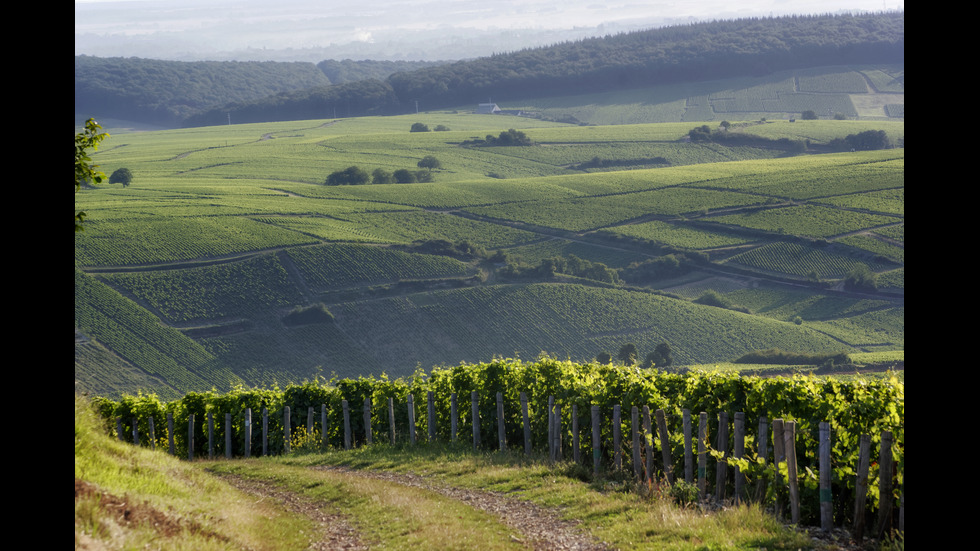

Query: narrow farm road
left=313, top=466, right=610, bottom=551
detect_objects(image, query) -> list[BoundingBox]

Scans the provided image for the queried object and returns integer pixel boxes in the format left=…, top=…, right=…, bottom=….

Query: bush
left=433, top=125, right=450, bottom=132
left=414, top=169, right=433, bottom=183
left=801, top=110, right=818, bottom=120
left=410, top=122, right=430, bottom=132
left=109, top=167, right=133, bottom=186
left=844, top=263, right=878, bottom=290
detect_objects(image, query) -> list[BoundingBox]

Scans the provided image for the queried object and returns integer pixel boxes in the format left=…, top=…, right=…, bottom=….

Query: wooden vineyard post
left=819, top=421, right=832, bottom=530
left=853, top=433, right=871, bottom=540
left=877, top=431, right=894, bottom=539
left=553, top=404, right=562, bottom=460
left=734, top=412, right=745, bottom=503
left=408, top=394, right=417, bottom=445
left=572, top=404, right=580, bottom=464
left=698, top=412, right=707, bottom=500
left=133, top=417, right=140, bottom=446
left=521, top=393, right=531, bottom=456
left=772, top=418, right=785, bottom=517
left=548, top=396, right=555, bottom=460
left=642, top=406, right=654, bottom=484
left=208, top=412, right=215, bottom=459
left=244, top=408, right=252, bottom=458
left=450, top=393, right=458, bottom=442
left=307, top=407, right=314, bottom=443
left=167, top=412, right=175, bottom=456
left=755, top=417, right=768, bottom=501
left=148, top=416, right=156, bottom=450
left=226, top=413, right=233, bottom=458
left=116, top=418, right=124, bottom=442
left=715, top=412, right=728, bottom=502
left=613, top=405, right=622, bottom=471
left=631, top=406, right=642, bottom=480
left=471, top=392, right=480, bottom=451
left=188, top=413, right=194, bottom=460
left=388, top=398, right=396, bottom=445
left=496, top=392, right=506, bottom=451
left=283, top=406, right=291, bottom=454
left=342, top=400, right=350, bottom=450
left=683, top=409, right=693, bottom=484
left=321, top=404, right=328, bottom=449
left=262, top=408, right=268, bottom=457
left=785, top=420, right=799, bottom=525
left=591, top=405, right=601, bottom=477
left=428, top=392, right=436, bottom=442
left=656, top=409, right=674, bottom=484
left=363, top=398, right=372, bottom=445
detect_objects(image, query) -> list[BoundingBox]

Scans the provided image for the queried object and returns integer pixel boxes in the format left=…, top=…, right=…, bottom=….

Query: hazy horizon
left=75, top=0, right=902, bottom=63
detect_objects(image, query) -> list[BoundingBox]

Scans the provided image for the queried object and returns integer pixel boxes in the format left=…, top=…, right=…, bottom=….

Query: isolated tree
left=109, top=167, right=133, bottom=187
left=596, top=351, right=612, bottom=364
left=414, top=168, right=434, bottom=183
left=75, top=118, right=109, bottom=231
left=801, top=110, right=818, bottom=120
left=720, top=120, right=731, bottom=130
left=653, top=343, right=673, bottom=366
left=417, top=155, right=441, bottom=169
left=410, top=122, right=430, bottom=132
left=617, top=343, right=638, bottom=366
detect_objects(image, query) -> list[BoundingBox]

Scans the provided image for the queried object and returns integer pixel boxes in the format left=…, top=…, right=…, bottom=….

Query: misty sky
left=75, top=0, right=903, bottom=62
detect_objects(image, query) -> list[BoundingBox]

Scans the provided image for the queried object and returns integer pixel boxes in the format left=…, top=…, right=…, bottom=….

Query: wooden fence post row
left=115, top=394, right=903, bottom=533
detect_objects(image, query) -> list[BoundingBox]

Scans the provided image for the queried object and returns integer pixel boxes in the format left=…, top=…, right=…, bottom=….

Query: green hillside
left=76, top=113, right=903, bottom=398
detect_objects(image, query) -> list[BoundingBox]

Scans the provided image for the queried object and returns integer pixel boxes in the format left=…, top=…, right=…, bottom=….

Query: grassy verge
left=75, top=394, right=311, bottom=550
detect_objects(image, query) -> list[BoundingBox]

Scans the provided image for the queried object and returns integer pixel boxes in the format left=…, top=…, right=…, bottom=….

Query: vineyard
left=77, top=84, right=903, bottom=399
left=93, top=359, right=904, bottom=530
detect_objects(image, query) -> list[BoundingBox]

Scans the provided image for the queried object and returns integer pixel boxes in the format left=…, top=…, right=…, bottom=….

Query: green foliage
left=109, top=167, right=133, bottom=186
left=282, top=303, right=334, bottom=327
left=393, top=168, right=417, bottom=183
left=410, top=122, right=430, bottom=133
left=433, top=124, right=451, bottom=132
left=617, top=343, right=638, bottom=366
left=372, top=168, right=394, bottom=185
left=326, top=166, right=370, bottom=186
left=417, top=155, right=442, bottom=169
left=74, top=118, right=109, bottom=232
left=845, top=263, right=879, bottom=291
left=734, top=348, right=850, bottom=366
left=801, top=110, right=818, bottom=120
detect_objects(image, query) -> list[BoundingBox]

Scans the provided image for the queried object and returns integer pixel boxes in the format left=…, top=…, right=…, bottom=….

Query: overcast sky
left=75, top=0, right=903, bottom=62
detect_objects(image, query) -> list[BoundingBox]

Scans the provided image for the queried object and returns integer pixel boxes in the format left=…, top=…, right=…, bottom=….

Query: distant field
left=77, top=112, right=903, bottom=398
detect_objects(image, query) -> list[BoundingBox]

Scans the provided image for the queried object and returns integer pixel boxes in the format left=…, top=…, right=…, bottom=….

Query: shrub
left=410, top=122, right=430, bottom=132
left=801, top=110, right=818, bottom=120
left=371, top=168, right=393, bottom=185
left=393, top=169, right=417, bottom=183
left=433, top=125, right=450, bottom=131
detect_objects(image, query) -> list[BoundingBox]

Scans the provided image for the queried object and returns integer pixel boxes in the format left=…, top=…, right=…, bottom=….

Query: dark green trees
left=326, top=166, right=370, bottom=186
left=410, top=122, right=430, bottom=132
left=109, top=168, right=133, bottom=186
left=75, top=118, right=109, bottom=231
left=417, top=156, right=441, bottom=169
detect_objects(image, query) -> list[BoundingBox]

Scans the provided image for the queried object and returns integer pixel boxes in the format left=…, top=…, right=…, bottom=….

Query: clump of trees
left=843, top=263, right=878, bottom=291
left=402, top=239, right=504, bottom=261
left=687, top=125, right=806, bottom=152
left=433, top=125, right=451, bottom=132
left=801, top=110, right=818, bottom=120
left=326, top=166, right=370, bottom=186
left=410, top=122, right=430, bottom=132
left=598, top=342, right=674, bottom=368
left=500, top=254, right=620, bottom=285
left=619, top=255, right=690, bottom=284
left=328, top=157, right=441, bottom=185
left=827, top=130, right=892, bottom=151
left=462, top=128, right=533, bottom=146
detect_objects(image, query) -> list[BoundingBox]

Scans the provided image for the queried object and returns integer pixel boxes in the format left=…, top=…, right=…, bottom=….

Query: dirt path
left=313, top=466, right=609, bottom=551
left=217, top=474, right=367, bottom=550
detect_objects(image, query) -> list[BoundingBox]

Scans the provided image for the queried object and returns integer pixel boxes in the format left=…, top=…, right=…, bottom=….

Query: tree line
left=77, top=12, right=904, bottom=127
